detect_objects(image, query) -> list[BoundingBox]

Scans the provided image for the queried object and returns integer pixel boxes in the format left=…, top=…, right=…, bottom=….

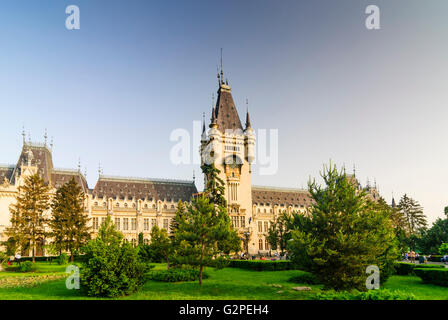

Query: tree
left=175, top=195, right=237, bottom=285
left=6, top=174, right=50, bottom=263
left=267, top=211, right=291, bottom=255
left=49, top=178, right=91, bottom=262
left=438, top=243, right=448, bottom=255
left=81, top=216, right=145, bottom=297
left=289, top=164, right=398, bottom=291
left=398, top=194, right=427, bottom=236
left=170, top=200, right=186, bottom=238
left=148, top=225, right=172, bottom=268
left=416, top=211, right=448, bottom=254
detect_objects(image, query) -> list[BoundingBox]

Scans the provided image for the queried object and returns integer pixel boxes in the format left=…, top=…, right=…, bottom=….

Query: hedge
left=314, top=289, right=415, bottom=300
left=227, top=260, right=295, bottom=271
left=146, top=269, right=208, bottom=282
left=288, top=271, right=319, bottom=284
left=414, top=268, right=448, bottom=287
left=17, top=255, right=86, bottom=263
left=394, top=262, right=446, bottom=275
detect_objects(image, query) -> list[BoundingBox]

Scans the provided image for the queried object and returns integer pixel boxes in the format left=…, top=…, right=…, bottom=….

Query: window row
left=258, top=238, right=270, bottom=251
left=257, top=221, right=270, bottom=233
left=231, top=216, right=245, bottom=228
left=92, top=217, right=171, bottom=232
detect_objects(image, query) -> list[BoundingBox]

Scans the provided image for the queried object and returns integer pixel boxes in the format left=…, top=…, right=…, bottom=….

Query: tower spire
left=220, top=48, right=224, bottom=84
left=22, top=126, right=26, bottom=145
left=245, top=98, right=252, bottom=129
left=44, top=128, right=48, bottom=146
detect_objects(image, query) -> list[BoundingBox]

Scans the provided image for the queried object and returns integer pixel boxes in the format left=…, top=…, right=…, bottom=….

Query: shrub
left=414, top=268, right=448, bottom=287
left=17, top=261, right=36, bottom=273
left=227, top=260, right=295, bottom=271
left=394, top=262, right=445, bottom=275
left=57, top=253, right=69, bottom=265
left=80, top=217, right=146, bottom=297
left=394, top=262, right=415, bottom=275
left=315, top=289, right=416, bottom=300
left=427, top=255, right=443, bottom=262
left=146, top=269, right=209, bottom=282
left=288, top=271, right=318, bottom=284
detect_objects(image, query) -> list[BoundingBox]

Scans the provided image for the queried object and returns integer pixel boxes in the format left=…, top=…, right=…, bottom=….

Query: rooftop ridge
left=0, top=164, right=15, bottom=168
left=99, top=175, right=195, bottom=185
left=252, top=185, right=309, bottom=193
left=52, top=167, right=81, bottom=174
left=24, top=142, right=51, bottom=150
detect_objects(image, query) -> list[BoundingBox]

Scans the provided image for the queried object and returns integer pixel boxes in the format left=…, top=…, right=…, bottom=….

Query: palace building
left=0, top=70, right=379, bottom=256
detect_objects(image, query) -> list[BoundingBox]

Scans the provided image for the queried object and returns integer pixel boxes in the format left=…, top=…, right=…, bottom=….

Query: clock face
left=229, top=162, right=239, bottom=169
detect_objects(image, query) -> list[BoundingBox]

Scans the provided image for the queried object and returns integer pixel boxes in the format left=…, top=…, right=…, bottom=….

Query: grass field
left=0, top=262, right=446, bottom=300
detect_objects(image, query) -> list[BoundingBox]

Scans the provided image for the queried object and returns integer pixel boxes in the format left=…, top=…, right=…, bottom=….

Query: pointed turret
left=245, top=98, right=252, bottom=129
left=214, top=81, right=243, bottom=131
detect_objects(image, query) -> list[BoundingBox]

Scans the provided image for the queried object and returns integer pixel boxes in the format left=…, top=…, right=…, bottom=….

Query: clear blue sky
left=1, top=0, right=447, bottom=222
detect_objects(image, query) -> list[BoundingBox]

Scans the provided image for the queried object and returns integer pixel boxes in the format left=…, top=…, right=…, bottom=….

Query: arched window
left=124, top=203, right=128, bottom=208
left=258, top=239, right=263, bottom=250
left=116, top=203, right=120, bottom=207
left=265, top=239, right=269, bottom=251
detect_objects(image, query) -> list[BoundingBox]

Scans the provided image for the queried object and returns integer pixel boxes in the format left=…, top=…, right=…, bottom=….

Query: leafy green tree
left=81, top=216, right=145, bottom=297
left=148, top=225, right=172, bottom=268
left=49, top=178, right=91, bottom=262
left=289, top=164, right=398, bottom=291
left=398, top=194, right=427, bottom=236
left=138, top=232, right=144, bottom=247
left=6, top=174, right=50, bottom=263
left=438, top=243, right=448, bottom=255
left=267, top=211, right=291, bottom=255
left=416, top=212, right=448, bottom=254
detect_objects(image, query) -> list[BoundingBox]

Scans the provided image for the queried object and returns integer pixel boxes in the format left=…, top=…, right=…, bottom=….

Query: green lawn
left=0, top=262, right=446, bottom=300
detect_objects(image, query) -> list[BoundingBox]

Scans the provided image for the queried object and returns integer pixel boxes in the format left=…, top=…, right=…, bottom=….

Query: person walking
left=14, top=253, right=21, bottom=265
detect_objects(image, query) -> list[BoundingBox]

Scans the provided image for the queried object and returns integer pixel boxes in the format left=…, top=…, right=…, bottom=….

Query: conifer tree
left=175, top=164, right=240, bottom=285
left=49, top=177, right=91, bottom=262
left=397, top=194, right=428, bottom=236
left=6, top=174, right=50, bottom=263
left=289, top=164, right=398, bottom=291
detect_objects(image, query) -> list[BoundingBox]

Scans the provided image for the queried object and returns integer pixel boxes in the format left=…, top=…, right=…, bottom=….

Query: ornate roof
left=214, top=83, right=243, bottom=132
left=10, top=142, right=54, bottom=184
left=251, top=185, right=313, bottom=207
left=91, top=175, right=197, bottom=202
left=0, top=165, right=15, bottom=182
left=52, top=169, right=89, bottom=194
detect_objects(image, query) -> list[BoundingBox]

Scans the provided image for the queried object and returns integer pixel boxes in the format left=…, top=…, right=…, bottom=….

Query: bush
left=81, top=240, right=146, bottom=297
left=394, top=262, right=445, bottom=275
left=414, top=268, right=448, bottom=287
left=17, top=261, right=36, bottom=273
left=146, top=269, right=209, bottom=282
left=57, top=253, right=69, bottom=265
left=315, top=289, right=416, bottom=300
left=427, top=255, right=443, bottom=262
left=288, top=271, right=319, bottom=284
left=81, top=217, right=146, bottom=297
left=228, top=260, right=295, bottom=271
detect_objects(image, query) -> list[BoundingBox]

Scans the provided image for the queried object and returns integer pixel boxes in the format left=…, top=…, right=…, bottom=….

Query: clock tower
left=200, top=70, right=256, bottom=254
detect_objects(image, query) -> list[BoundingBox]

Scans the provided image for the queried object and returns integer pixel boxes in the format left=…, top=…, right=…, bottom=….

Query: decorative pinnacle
left=22, top=126, right=26, bottom=144
left=44, top=129, right=48, bottom=146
